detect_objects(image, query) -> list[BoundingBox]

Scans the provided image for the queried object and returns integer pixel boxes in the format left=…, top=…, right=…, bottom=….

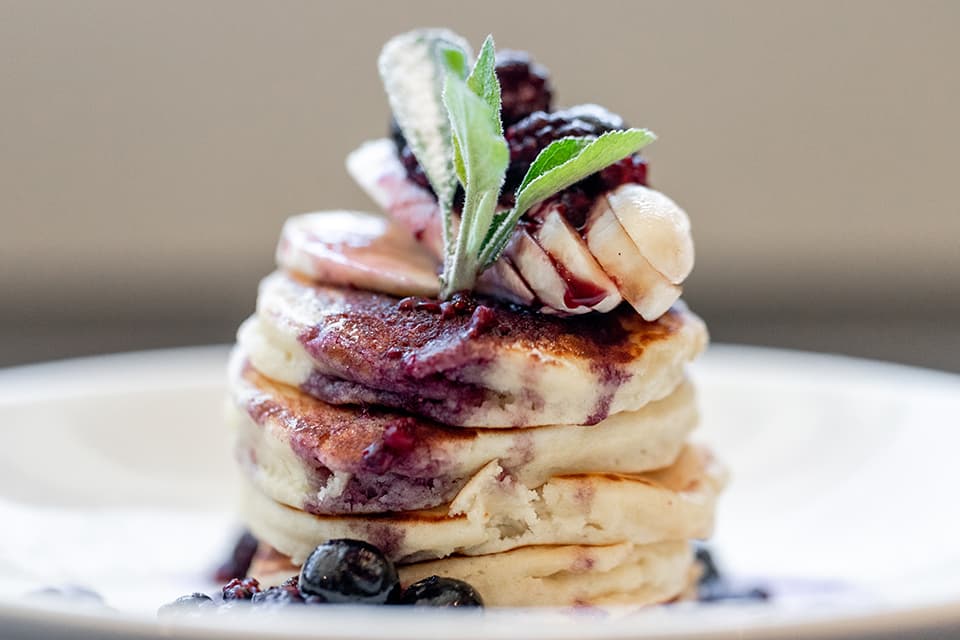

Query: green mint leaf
left=479, top=128, right=656, bottom=266
left=441, top=46, right=470, bottom=79
left=378, top=29, right=472, bottom=261
left=440, top=43, right=509, bottom=297
left=465, top=36, right=502, bottom=134
left=515, top=137, right=591, bottom=194
left=451, top=134, right=466, bottom=186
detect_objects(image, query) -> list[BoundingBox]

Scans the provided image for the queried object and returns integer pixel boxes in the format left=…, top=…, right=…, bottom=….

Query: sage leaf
left=440, top=38, right=509, bottom=296
left=378, top=29, right=472, bottom=260
left=479, top=128, right=656, bottom=266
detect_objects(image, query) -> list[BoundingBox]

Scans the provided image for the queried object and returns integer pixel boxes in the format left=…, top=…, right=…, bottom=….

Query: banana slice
left=584, top=199, right=681, bottom=320
left=476, top=258, right=536, bottom=306
left=277, top=210, right=440, bottom=297
left=346, top=139, right=445, bottom=260
left=533, top=204, right=622, bottom=313
left=606, top=184, right=694, bottom=284
left=505, top=227, right=582, bottom=314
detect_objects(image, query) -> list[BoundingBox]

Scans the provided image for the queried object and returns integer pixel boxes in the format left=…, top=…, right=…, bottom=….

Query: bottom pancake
left=250, top=540, right=696, bottom=608
left=240, top=444, right=726, bottom=565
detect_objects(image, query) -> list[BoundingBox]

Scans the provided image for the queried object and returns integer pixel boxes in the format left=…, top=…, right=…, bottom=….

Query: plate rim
left=1, top=343, right=959, bottom=640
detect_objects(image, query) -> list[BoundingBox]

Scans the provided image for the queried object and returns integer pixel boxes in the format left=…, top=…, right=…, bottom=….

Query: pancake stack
left=229, top=254, right=723, bottom=606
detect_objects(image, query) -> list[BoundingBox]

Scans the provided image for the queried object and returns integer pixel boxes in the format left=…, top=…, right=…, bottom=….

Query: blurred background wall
left=1, top=0, right=958, bottom=371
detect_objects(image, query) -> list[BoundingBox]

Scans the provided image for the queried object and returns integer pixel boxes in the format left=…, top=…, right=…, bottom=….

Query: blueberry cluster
left=159, top=539, right=483, bottom=616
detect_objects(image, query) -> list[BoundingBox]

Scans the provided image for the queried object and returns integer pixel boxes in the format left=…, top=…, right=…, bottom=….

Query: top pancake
left=242, top=271, right=707, bottom=428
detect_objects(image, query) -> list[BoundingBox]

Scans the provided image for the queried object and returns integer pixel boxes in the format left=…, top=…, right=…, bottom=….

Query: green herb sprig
left=380, top=30, right=657, bottom=299
left=440, top=37, right=509, bottom=295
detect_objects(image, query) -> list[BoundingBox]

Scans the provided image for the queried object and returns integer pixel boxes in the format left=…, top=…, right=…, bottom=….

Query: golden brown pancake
left=230, top=350, right=699, bottom=514
left=250, top=540, right=697, bottom=608
left=239, top=271, right=707, bottom=427
left=239, top=444, right=725, bottom=565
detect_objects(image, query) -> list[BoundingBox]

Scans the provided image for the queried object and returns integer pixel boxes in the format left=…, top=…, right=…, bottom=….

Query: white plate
left=1, top=345, right=958, bottom=639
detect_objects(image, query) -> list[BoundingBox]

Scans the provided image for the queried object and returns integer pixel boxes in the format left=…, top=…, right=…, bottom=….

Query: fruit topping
left=598, top=154, right=649, bottom=192
left=361, top=419, right=419, bottom=474
left=251, top=575, right=324, bottom=606
left=504, top=104, right=626, bottom=196
left=27, top=585, right=105, bottom=605
left=532, top=187, right=595, bottom=229
left=695, top=545, right=721, bottom=585
left=221, top=577, right=262, bottom=601
left=506, top=104, right=625, bottom=165
left=298, top=539, right=400, bottom=605
left=605, top=184, right=694, bottom=285
left=347, top=139, right=446, bottom=260
left=694, top=545, right=771, bottom=603
left=277, top=210, right=441, bottom=298
left=214, top=530, right=259, bottom=582
left=157, top=593, right=215, bottom=617
left=391, top=121, right=432, bottom=191
left=397, top=291, right=473, bottom=317
left=377, top=31, right=660, bottom=303
left=527, top=203, right=621, bottom=313
left=495, top=50, right=553, bottom=126
left=162, top=538, right=486, bottom=613
left=584, top=194, right=682, bottom=320
left=397, top=576, right=484, bottom=607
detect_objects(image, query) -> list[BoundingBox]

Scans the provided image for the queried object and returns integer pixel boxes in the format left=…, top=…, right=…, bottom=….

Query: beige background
left=1, top=1, right=958, bottom=369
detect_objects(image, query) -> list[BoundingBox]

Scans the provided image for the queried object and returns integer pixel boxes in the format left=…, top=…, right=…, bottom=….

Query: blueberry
left=298, top=539, right=399, bottom=605
left=699, top=584, right=771, bottom=603
left=694, top=545, right=722, bottom=585
left=692, top=545, right=771, bottom=603
left=28, top=585, right=104, bottom=604
left=157, top=593, right=215, bottom=616
left=397, top=576, right=484, bottom=607
left=214, top=530, right=259, bottom=582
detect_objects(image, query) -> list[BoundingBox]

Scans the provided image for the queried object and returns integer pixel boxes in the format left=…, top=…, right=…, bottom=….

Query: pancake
left=240, top=444, right=725, bottom=565
left=230, top=351, right=699, bottom=514
left=240, top=271, right=707, bottom=428
left=250, top=540, right=695, bottom=608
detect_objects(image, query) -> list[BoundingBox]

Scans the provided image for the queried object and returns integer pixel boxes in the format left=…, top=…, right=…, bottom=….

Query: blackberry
left=397, top=576, right=484, bottom=607
left=598, top=153, right=649, bottom=191
left=251, top=575, right=321, bottom=606
left=299, top=539, right=400, bottom=605
left=507, top=104, right=625, bottom=165
left=525, top=186, right=595, bottom=230
left=495, top=50, right=552, bottom=126
left=503, top=104, right=626, bottom=195
left=251, top=586, right=302, bottom=606
left=221, top=577, right=261, bottom=601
